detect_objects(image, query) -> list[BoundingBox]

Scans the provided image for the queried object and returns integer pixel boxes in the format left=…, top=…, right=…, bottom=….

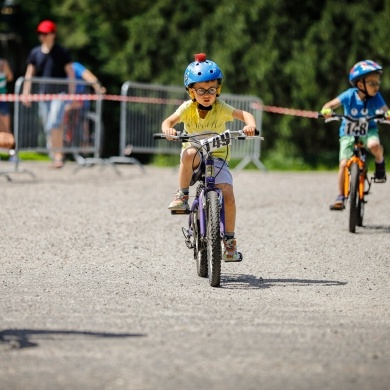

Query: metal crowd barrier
left=0, top=76, right=104, bottom=179
left=114, top=81, right=265, bottom=171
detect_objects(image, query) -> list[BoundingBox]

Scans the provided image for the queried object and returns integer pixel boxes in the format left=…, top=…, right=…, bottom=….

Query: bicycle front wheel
left=349, top=162, right=360, bottom=233
left=357, top=168, right=367, bottom=227
left=206, top=191, right=222, bottom=287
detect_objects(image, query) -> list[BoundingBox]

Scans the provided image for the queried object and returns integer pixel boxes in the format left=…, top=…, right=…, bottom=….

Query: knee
left=369, top=143, right=382, bottom=155
left=339, top=160, right=347, bottom=170
left=181, top=148, right=199, bottom=165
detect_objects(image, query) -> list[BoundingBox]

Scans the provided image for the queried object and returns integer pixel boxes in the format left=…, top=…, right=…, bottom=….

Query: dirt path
left=1, top=162, right=389, bottom=390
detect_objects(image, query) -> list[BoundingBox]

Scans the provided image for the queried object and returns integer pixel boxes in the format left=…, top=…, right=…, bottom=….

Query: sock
left=224, top=232, right=235, bottom=240
left=180, top=187, right=189, bottom=195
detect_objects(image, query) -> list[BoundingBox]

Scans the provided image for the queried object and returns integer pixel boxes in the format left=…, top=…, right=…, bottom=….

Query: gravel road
left=1, top=161, right=389, bottom=390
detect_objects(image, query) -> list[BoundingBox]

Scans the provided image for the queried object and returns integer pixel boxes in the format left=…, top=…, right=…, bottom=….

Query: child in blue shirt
left=321, top=60, right=390, bottom=210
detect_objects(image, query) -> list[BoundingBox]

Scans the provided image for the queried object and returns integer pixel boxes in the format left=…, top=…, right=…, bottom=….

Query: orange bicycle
left=319, top=111, right=387, bottom=233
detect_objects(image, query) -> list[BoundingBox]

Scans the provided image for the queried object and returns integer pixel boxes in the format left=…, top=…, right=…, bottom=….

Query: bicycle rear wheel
left=192, top=211, right=208, bottom=278
left=349, top=162, right=360, bottom=233
left=206, top=191, right=222, bottom=287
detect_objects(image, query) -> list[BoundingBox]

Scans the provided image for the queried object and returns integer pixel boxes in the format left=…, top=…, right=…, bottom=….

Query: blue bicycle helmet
left=184, top=53, right=224, bottom=88
left=349, top=60, right=383, bottom=87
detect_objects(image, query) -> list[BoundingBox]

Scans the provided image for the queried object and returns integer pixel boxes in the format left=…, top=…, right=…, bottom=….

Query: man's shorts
left=339, top=128, right=380, bottom=161
left=180, top=149, right=233, bottom=186
left=38, top=95, right=68, bottom=133
left=0, top=101, right=10, bottom=115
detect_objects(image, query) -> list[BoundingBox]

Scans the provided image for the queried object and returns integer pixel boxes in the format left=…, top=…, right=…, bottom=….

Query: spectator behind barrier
left=22, top=19, right=75, bottom=169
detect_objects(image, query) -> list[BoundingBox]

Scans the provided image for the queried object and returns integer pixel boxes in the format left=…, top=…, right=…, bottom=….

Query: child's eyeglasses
left=366, top=81, right=381, bottom=87
left=193, top=87, right=218, bottom=96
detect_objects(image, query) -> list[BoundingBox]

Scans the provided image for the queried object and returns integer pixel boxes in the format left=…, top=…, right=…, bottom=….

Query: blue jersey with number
left=337, top=88, right=386, bottom=137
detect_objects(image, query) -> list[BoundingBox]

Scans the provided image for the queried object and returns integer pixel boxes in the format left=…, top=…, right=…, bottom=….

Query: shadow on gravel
left=361, top=224, right=390, bottom=234
left=0, top=328, right=145, bottom=350
left=221, top=274, right=347, bottom=289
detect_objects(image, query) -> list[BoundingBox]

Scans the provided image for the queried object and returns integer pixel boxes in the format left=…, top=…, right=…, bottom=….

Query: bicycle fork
left=181, top=188, right=225, bottom=250
left=344, top=157, right=371, bottom=202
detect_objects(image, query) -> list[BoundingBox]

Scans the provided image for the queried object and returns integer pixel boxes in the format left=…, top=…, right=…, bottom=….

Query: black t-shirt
left=27, top=44, right=72, bottom=93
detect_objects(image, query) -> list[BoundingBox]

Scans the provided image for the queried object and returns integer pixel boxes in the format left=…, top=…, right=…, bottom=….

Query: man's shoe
left=330, top=195, right=345, bottom=210
left=168, top=190, right=189, bottom=211
left=374, top=161, right=386, bottom=183
left=223, top=238, right=242, bottom=262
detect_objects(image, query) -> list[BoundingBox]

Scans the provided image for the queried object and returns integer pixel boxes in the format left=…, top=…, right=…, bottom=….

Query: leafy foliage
left=2, top=0, right=390, bottom=164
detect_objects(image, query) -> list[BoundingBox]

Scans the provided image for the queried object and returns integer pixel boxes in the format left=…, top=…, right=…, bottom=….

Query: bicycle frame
left=343, top=139, right=369, bottom=201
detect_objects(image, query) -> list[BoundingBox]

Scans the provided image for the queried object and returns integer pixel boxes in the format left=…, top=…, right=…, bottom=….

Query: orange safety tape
left=0, top=93, right=318, bottom=118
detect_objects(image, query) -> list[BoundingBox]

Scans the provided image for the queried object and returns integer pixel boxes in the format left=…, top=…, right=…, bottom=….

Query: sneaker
left=330, top=195, right=345, bottom=211
left=374, top=161, right=386, bottom=182
left=168, top=190, right=189, bottom=211
left=223, top=238, right=242, bottom=262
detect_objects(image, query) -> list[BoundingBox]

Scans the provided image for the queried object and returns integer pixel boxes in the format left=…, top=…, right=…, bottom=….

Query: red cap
left=37, top=20, right=57, bottom=34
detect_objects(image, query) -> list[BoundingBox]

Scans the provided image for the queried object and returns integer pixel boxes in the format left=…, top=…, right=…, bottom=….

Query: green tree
left=5, top=0, right=390, bottom=164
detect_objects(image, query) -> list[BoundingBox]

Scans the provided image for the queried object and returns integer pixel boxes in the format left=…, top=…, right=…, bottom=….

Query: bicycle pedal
left=170, top=209, right=191, bottom=215
left=181, top=227, right=194, bottom=249
left=185, top=240, right=194, bottom=249
left=329, top=204, right=345, bottom=211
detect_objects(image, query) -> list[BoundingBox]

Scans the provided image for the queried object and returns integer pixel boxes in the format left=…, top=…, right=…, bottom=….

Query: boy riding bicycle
left=321, top=60, right=390, bottom=210
left=161, top=53, right=257, bottom=262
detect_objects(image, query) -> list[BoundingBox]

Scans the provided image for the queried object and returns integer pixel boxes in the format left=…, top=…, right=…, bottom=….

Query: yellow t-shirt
left=175, top=99, right=235, bottom=160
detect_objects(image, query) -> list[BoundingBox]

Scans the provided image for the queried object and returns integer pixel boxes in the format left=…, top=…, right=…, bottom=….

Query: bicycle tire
left=357, top=169, right=367, bottom=227
left=349, top=162, right=360, bottom=233
left=192, top=211, right=208, bottom=278
left=357, top=199, right=364, bottom=227
left=206, top=191, right=222, bottom=287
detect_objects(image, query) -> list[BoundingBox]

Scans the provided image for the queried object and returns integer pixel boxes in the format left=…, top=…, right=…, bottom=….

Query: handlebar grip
left=238, top=129, right=260, bottom=139
left=153, top=133, right=166, bottom=139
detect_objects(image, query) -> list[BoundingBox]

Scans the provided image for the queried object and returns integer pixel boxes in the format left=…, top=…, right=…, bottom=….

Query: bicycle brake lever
left=324, top=117, right=340, bottom=123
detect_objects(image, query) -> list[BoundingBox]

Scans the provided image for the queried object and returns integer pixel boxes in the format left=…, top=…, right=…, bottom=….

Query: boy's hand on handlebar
left=386, top=110, right=390, bottom=121
left=242, top=125, right=257, bottom=136
left=162, top=127, right=177, bottom=140
left=320, top=108, right=333, bottom=118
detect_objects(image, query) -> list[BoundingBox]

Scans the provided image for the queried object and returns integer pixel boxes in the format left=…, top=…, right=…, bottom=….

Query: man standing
left=23, top=20, right=74, bottom=168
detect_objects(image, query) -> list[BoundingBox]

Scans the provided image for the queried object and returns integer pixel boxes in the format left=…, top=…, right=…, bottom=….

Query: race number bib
left=344, top=118, right=368, bottom=136
left=199, top=130, right=231, bottom=153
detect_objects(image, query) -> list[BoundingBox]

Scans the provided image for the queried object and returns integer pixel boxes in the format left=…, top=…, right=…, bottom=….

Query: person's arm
left=232, top=109, right=257, bottom=136
left=162, top=112, right=180, bottom=139
left=65, top=62, right=75, bottom=95
left=23, top=64, right=35, bottom=93
left=321, top=97, right=341, bottom=117
left=4, top=60, right=13, bottom=82
left=22, top=63, right=36, bottom=106
left=81, top=68, right=106, bottom=94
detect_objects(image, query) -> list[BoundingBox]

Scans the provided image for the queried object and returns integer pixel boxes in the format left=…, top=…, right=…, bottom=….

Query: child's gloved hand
left=385, top=110, right=390, bottom=120
left=320, top=108, right=333, bottom=118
